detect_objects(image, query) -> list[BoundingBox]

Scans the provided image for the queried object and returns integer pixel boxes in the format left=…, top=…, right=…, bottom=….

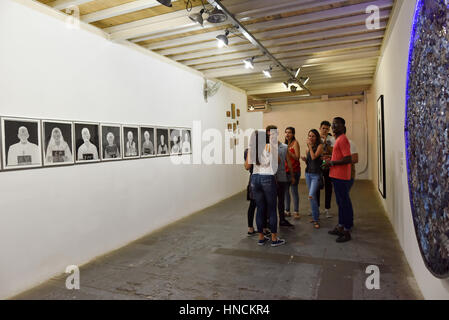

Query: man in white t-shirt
left=7, top=126, right=40, bottom=166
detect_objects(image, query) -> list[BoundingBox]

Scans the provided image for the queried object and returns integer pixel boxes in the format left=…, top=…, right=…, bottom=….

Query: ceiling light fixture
left=156, top=0, right=173, bottom=7
left=207, top=8, right=227, bottom=23
left=216, top=30, right=230, bottom=47
left=295, top=67, right=301, bottom=78
left=243, top=57, right=255, bottom=69
left=263, top=67, right=272, bottom=78
left=189, top=8, right=205, bottom=26
left=301, top=76, right=310, bottom=85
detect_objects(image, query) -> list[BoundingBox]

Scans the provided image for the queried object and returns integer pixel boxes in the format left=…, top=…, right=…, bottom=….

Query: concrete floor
left=14, top=180, right=423, bottom=300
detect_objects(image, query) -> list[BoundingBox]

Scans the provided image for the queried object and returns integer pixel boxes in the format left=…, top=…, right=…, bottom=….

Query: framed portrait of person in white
left=140, top=126, right=156, bottom=158
left=100, top=124, right=122, bottom=161
left=181, top=128, right=192, bottom=155
left=1, top=117, right=42, bottom=170
left=156, top=128, right=169, bottom=156
left=74, top=122, right=100, bottom=164
left=42, top=120, right=74, bottom=166
left=170, top=128, right=182, bottom=156
left=122, top=125, right=140, bottom=159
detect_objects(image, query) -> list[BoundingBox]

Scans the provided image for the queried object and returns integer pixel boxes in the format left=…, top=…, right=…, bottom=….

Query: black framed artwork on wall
left=377, top=95, right=386, bottom=199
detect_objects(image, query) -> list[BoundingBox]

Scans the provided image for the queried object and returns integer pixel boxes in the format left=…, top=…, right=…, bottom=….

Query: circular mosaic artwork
left=405, top=0, right=449, bottom=278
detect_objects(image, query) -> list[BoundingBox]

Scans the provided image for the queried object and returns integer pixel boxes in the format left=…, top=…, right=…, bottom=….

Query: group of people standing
left=244, top=117, right=357, bottom=247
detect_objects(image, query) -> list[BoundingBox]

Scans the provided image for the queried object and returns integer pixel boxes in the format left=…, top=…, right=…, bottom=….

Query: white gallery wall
left=367, top=0, right=449, bottom=299
left=0, top=0, right=262, bottom=298
left=263, top=99, right=370, bottom=180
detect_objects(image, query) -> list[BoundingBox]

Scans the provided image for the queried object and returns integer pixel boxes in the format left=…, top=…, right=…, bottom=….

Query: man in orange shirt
left=323, top=117, right=354, bottom=243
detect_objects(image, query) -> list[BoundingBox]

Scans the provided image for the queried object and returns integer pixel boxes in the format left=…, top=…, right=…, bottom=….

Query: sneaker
left=247, top=230, right=257, bottom=237
left=280, top=219, right=294, bottom=227
left=328, top=226, right=344, bottom=236
left=284, top=211, right=291, bottom=217
left=336, top=231, right=351, bottom=243
left=271, top=238, right=286, bottom=247
left=263, top=230, right=271, bottom=238
left=325, top=209, right=332, bottom=219
left=293, top=212, right=301, bottom=220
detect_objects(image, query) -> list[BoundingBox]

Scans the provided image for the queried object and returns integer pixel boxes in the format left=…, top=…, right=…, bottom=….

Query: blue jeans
left=251, top=174, right=278, bottom=234
left=332, top=178, right=354, bottom=230
left=305, top=173, right=321, bottom=221
left=285, top=171, right=301, bottom=212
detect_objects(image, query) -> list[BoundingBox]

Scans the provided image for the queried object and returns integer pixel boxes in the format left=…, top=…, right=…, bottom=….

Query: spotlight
left=207, top=8, right=227, bottom=23
left=263, top=67, right=272, bottom=78
left=301, top=76, right=310, bottom=85
left=216, top=30, right=229, bottom=48
left=243, top=57, right=254, bottom=69
left=156, top=0, right=172, bottom=7
left=189, top=9, right=205, bottom=26
left=290, top=84, right=298, bottom=93
left=295, top=67, right=301, bottom=78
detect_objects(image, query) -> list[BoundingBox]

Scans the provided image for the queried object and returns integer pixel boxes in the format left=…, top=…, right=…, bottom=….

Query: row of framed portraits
left=0, top=116, right=192, bottom=171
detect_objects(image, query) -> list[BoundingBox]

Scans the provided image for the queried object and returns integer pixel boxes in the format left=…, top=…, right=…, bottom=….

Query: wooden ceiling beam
left=249, top=86, right=371, bottom=100
left=81, top=0, right=167, bottom=24
left=203, top=50, right=379, bottom=78
left=241, top=74, right=375, bottom=88
left=202, top=48, right=379, bottom=77
left=187, top=40, right=382, bottom=69
left=106, top=0, right=313, bottom=40
left=146, top=6, right=391, bottom=50
left=50, top=0, right=94, bottom=10
left=174, top=31, right=384, bottom=62
left=246, top=79, right=373, bottom=95
left=227, top=68, right=377, bottom=86
left=158, top=22, right=387, bottom=56
left=221, top=60, right=379, bottom=82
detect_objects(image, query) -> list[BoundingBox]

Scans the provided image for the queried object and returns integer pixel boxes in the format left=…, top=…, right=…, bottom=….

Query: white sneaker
left=325, top=209, right=332, bottom=219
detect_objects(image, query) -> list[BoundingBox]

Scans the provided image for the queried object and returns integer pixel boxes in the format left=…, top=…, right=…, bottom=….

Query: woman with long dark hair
left=301, top=129, right=324, bottom=229
left=284, top=127, right=301, bottom=219
left=247, top=126, right=286, bottom=247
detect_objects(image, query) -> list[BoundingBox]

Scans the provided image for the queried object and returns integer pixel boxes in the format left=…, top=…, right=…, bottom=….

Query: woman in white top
left=246, top=125, right=286, bottom=247
left=46, top=127, right=72, bottom=163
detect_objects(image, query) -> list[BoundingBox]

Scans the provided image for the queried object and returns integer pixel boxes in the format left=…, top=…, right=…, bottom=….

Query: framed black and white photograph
left=181, top=129, right=192, bottom=154
left=140, top=126, right=156, bottom=158
left=100, top=124, right=122, bottom=161
left=42, top=120, right=74, bottom=166
left=170, top=128, right=182, bottom=156
left=74, top=122, right=100, bottom=163
left=122, top=125, right=140, bottom=159
left=1, top=117, right=42, bottom=170
left=156, top=128, right=169, bottom=156
left=377, top=95, right=386, bottom=199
